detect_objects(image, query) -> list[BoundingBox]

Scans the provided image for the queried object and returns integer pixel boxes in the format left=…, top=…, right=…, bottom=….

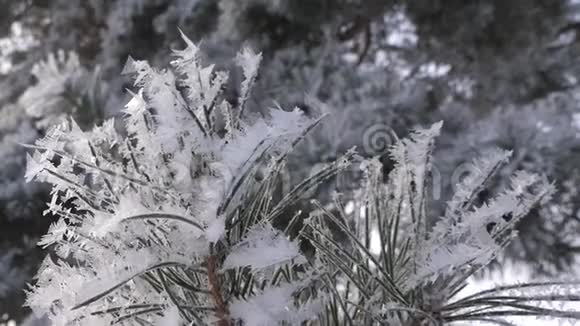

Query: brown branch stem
left=206, top=255, right=230, bottom=326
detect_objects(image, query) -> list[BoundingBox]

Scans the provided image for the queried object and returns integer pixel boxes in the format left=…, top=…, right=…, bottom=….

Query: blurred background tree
left=2, top=0, right=580, bottom=322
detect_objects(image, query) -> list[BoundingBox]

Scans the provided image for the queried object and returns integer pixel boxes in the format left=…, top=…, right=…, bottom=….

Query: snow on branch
left=24, top=31, right=579, bottom=326
left=305, top=122, right=574, bottom=325
left=25, top=32, right=340, bottom=326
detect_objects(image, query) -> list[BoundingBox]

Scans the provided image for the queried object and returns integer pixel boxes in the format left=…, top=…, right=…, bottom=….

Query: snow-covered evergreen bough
left=24, top=32, right=580, bottom=325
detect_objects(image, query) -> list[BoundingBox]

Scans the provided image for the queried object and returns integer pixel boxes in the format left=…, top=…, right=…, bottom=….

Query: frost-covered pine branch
left=24, top=31, right=580, bottom=326
left=305, top=122, right=580, bottom=325
left=25, top=32, right=351, bottom=326
left=436, top=90, right=580, bottom=274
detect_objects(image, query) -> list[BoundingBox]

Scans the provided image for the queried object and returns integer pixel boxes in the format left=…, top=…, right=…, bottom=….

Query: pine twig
left=206, top=254, right=230, bottom=326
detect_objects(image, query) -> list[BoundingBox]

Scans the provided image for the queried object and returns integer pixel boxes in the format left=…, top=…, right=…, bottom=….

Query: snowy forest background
left=3, top=0, right=580, bottom=325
